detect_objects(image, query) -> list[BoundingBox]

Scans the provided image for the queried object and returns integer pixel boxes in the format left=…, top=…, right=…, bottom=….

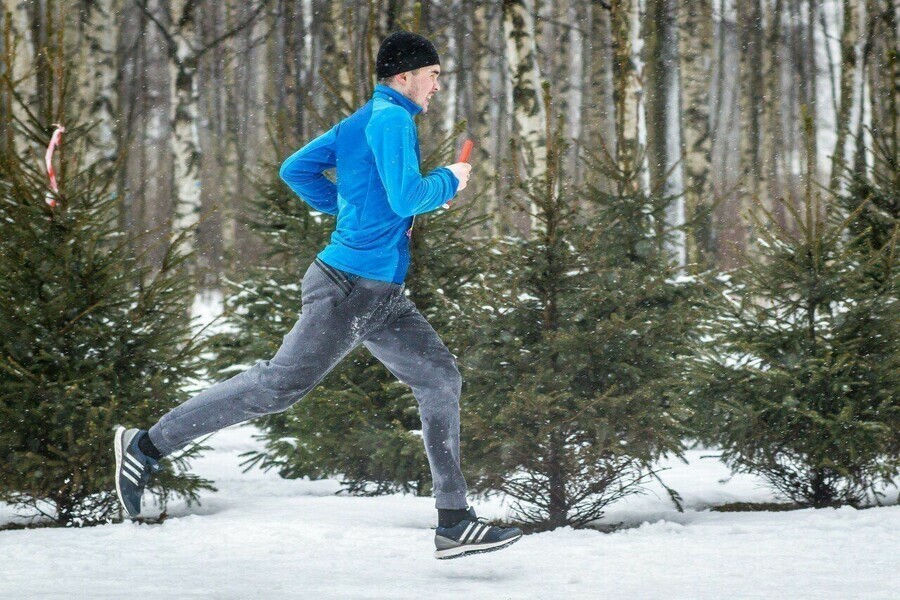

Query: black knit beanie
left=376, top=31, right=440, bottom=80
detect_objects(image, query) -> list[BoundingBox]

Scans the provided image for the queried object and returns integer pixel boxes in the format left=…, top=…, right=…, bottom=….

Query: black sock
left=138, top=431, right=163, bottom=461
left=438, top=507, right=470, bottom=528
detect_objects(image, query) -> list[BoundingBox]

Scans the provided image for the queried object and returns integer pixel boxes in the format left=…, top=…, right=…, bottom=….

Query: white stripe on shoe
left=125, top=453, right=143, bottom=470
left=459, top=522, right=478, bottom=544
left=475, top=525, right=492, bottom=542
left=462, top=523, right=485, bottom=544
left=122, top=461, right=142, bottom=478
left=122, top=469, right=140, bottom=486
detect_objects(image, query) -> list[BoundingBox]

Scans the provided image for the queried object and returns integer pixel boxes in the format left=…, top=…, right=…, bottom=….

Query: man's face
left=402, top=65, right=441, bottom=113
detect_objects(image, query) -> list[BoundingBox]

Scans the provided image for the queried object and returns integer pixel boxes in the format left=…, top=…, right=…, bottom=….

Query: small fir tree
left=462, top=107, right=697, bottom=529
left=0, top=117, right=213, bottom=526
left=686, top=120, right=899, bottom=507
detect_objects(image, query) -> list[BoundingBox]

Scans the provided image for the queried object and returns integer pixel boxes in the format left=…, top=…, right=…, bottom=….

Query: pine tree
left=0, top=112, right=213, bottom=527
left=462, top=107, right=697, bottom=530
left=209, top=126, right=488, bottom=496
left=686, top=119, right=899, bottom=508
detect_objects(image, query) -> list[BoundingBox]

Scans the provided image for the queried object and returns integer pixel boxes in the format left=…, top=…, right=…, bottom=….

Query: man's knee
left=245, top=360, right=312, bottom=413
left=431, top=357, right=462, bottom=399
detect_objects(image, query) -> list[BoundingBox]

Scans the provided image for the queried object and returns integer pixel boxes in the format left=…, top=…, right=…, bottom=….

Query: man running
left=114, top=31, right=522, bottom=560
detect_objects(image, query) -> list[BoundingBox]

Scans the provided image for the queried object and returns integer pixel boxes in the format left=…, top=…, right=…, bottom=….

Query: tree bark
left=645, top=0, right=686, bottom=267
left=610, top=0, right=645, bottom=188
left=565, top=0, right=586, bottom=186
left=1, top=5, right=12, bottom=154
left=167, top=0, right=203, bottom=244
left=76, top=0, right=119, bottom=167
left=710, top=0, right=744, bottom=267
left=678, top=0, right=713, bottom=265
left=830, top=0, right=859, bottom=190
left=504, top=0, right=548, bottom=235
left=866, top=0, right=897, bottom=181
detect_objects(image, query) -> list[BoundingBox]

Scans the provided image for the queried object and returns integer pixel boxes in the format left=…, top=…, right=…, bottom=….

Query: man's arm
left=366, top=116, right=459, bottom=218
left=279, top=126, right=339, bottom=215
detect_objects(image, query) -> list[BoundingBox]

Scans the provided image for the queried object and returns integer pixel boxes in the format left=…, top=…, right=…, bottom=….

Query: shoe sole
left=113, top=426, right=135, bottom=517
left=434, top=533, right=522, bottom=560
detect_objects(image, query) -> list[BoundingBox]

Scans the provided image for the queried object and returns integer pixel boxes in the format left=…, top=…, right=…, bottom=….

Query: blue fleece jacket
left=279, top=85, right=459, bottom=284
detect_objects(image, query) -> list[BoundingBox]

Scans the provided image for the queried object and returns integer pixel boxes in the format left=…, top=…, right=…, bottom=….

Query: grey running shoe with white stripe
left=114, top=426, right=160, bottom=517
left=434, top=507, right=523, bottom=559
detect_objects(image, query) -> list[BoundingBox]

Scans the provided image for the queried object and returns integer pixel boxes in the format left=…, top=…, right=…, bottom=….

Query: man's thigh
left=362, top=299, right=461, bottom=394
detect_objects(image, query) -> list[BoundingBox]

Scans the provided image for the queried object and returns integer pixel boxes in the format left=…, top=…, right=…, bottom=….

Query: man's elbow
left=388, top=200, right=417, bottom=218
left=278, top=159, right=295, bottom=186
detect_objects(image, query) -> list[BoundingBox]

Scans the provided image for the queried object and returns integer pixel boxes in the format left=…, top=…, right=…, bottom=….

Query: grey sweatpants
left=147, top=259, right=468, bottom=509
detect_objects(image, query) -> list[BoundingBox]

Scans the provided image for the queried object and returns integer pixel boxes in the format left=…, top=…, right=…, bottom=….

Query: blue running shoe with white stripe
left=434, top=507, right=523, bottom=559
left=114, top=426, right=160, bottom=517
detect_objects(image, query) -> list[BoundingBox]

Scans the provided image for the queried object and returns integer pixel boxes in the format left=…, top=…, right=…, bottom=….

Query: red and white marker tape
left=45, top=124, right=65, bottom=207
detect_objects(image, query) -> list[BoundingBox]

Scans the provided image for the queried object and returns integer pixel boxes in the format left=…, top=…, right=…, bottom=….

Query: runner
left=114, top=31, right=521, bottom=560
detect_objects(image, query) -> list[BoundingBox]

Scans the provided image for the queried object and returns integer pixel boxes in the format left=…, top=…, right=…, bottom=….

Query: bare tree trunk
left=802, top=0, right=820, bottom=189
left=75, top=0, right=118, bottom=167
left=763, top=0, right=788, bottom=230
left=1, top=5, right=12, bottom=154
left=196, top=0, right=228, bottom=288
left=24, top=0, right=54, bottom=125
left=167, top=0, right=203, bottom=245
left=849, top=0, right=871, bottom=176
left=678, top=0, right=713, bottom=265
left=738, top=0, right=764, bottom=200
left=830, top=0, right=859, bottom=190
left=710, top=0, right=744, bottom=267
left=610, top=0, right=645, bottom=187
left=441, top=0, right=459, bottom=136
left=230, top=0, right=268, bottom=274
left=140, top=1, right=176, bottom=271
left=565, top=0, right=586, bottom=186
left=645, top=0, right=686, bottom=267
left=485, top=0, right=511, bottom=237
left=866, top=0, right=897, bottom=181
left=584, top=1, right=616, bottom=196
left=503, top=0, right=547, bottom=234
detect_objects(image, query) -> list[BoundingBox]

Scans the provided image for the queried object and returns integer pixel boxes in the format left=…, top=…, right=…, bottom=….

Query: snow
left=2, top=425, right=898, bottom=599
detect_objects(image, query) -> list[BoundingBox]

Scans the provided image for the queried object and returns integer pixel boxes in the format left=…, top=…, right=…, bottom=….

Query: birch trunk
left=678, top=0, right=713, bottom=264
left=830, top=0, right=858, bottom=190
left=168, top=0, right=203, bottom=242
left=76, top=0, right=118, bottom=166
left=441, top=0, right=459, bottom=137
left=645, top=0, right=686, bottom=267
left=610, top=0, right=644, bottom=186
left=565, top=0, right=586, bottom=186
left=503, top=0, right=547, bottom=234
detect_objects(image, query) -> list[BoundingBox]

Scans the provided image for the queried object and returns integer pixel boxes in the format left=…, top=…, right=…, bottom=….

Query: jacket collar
left=374, top=84, right=423, bottom=116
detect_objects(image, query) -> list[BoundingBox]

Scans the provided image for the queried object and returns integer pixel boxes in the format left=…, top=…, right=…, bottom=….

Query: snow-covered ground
left=2, top=424, right=898, bottom=600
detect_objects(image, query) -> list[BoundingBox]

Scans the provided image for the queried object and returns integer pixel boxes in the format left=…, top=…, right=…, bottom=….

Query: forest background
left=3, top=0, right=894, bottom=283
left=1, top=0, right=897, bottom=529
